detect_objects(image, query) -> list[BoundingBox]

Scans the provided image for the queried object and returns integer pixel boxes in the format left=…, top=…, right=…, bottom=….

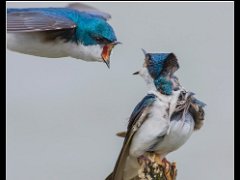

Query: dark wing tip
left=7, top=11, right=76, bottom=33
left=105, top=172, right=113, bottom=180
left=167, top=53, right=179, bottom=67
left=162, top=53, right=179, bottom=74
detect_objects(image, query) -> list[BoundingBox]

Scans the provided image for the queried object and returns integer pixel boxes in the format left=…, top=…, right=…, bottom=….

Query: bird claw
left=137, top=155, right=152, bottom=165
left=137, top=154, right=178, bottom=180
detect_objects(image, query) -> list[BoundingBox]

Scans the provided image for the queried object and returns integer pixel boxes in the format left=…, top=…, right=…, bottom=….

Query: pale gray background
left=6, top=2, right=234, bottom=180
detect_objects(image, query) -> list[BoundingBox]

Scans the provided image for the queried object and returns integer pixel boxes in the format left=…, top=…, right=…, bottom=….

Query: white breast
left=129, top=89, right=187, bottom=156
left=7, top=32, right=102, bottom=62
left=154, top=113, right=194, bottom=155
left=129, top=90, right=180, bottom=157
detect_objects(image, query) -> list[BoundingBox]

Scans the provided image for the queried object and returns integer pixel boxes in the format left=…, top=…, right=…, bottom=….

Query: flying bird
left=7, top=3, right=120, bottom=68
left=106, top=50, right=206, bottom=180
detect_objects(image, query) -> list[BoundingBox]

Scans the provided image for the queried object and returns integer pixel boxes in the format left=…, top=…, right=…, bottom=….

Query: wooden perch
left=133, top=153, right=177, bottom=180
left=115, top=134, right=178, bottom=180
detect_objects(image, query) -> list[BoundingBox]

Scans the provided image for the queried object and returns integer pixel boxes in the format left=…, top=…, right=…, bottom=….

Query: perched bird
left=134, top=49, right=206, bottom=130
left=106, top=50, right=206, bottom=180
left=106, top=50, right=181, bottom=180
left=7, top=3, right=120, bottom=68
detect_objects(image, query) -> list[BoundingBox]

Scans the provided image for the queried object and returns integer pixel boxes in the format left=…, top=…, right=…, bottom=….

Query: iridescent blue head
left=72, top=12, right=120, bottom=68
left=7, top=6, right=120, bottom=68
left=141, top=49, right=179, bottom=95
left=75, top=13, right=117, bottom=46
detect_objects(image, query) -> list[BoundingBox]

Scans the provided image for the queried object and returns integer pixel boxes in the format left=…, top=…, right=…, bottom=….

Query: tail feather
left=105, top=172, right=113, bottom=180
left=116, top=131, right=127, bottom=138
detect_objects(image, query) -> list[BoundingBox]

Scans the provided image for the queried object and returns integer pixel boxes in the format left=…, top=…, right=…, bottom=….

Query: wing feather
left=7, top=11, right=76, bottom=32
left=106, top=94, right=156, bottom=180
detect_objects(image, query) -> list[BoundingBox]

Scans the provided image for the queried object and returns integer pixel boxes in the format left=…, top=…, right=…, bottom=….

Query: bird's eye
left=95, top=37, right=102, bottom=41
left=93, top=36, right=111, bottom=44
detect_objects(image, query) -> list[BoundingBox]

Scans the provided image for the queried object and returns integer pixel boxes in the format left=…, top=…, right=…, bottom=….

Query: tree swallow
left=134, top=49, right=206, bottom=130
left=7, top=3, right=120, bottom=68
left=106, top=50, right=206, bottom=180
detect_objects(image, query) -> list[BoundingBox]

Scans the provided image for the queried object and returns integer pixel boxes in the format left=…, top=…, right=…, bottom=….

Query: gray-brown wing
left=189, top=97, right=206, bottom=130
left=106, top=95, right=156, bottom=180
left=162, top=53, right=179, bottom=75
left=67, top=3, right=111, bottom=20
left=7, top=11, right=76, bottom=32
left=106, top=107, right=151, bottom=180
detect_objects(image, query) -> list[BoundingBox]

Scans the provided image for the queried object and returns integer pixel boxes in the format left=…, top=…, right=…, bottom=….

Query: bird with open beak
left=7, top=3, right=120, bottom=68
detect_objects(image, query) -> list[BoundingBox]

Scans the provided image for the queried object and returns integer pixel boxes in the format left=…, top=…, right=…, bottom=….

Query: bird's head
left=141, top=49, right=179, bottom=79
left=133, top=49, right=179, bottom=95
left=76, top=15, right=120, bottom=68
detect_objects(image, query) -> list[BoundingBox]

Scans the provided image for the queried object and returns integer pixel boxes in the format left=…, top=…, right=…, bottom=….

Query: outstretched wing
left=106, top=94, right=156, bottom=180
left=67, top=3, right=111, bottom=21
left=7, top=10, right=76, bottom=32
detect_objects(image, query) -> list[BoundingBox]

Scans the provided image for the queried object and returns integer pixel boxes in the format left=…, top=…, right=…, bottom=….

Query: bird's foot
left=154, top=156, right=178, bottom=180
left=137, top=154, right=177, bottom=180
left=162, top=158, right=177, bottom=180
left=154, top=154, right=165, bottom=166
left=137, top=154, right=151, bottom=166
left=161, top=158, right=172, bottom=175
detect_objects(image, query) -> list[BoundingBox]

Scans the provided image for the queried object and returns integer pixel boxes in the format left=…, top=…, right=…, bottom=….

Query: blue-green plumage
left=154, top=76, right=173, bottom=95
left=128, top=93, right=156, bottom=130
left=74, top=14, right=116, bottom=45
left=144, top=52, right=178, bottom=95
left=7, top=3, right=119, bottom=66
left=7, top=8, right=117, bottom=46
left=146, top=53, right=171, bottom=79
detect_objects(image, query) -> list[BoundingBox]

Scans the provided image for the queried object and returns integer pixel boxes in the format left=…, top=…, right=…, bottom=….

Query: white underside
left=7, top=32, right=103, bottom=62
left=123, top=66, right=195, bottom=180
left=139, top=70, right=194, bottom=154
left=124, top=87, right=195, bottom=180
left=129, top=90, right=181, bottom=158
left=154, top=113, right=194, bottom=155
left=124, top=113, right=194, bottom=180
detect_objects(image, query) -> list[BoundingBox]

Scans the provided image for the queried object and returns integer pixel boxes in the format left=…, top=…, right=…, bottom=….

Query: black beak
left=113, top=41, right=122, bottom=45
left=133, top=71, right=139, bottom=75
left=104, top=60, right=110, bottom=69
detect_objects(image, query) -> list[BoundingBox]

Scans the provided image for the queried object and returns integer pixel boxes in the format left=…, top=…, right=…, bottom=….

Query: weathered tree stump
left=134, top=153, right=177, bottom=180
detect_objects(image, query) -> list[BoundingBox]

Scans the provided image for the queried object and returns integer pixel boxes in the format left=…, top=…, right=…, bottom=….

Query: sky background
left=7, top=2, right=233, bottom=180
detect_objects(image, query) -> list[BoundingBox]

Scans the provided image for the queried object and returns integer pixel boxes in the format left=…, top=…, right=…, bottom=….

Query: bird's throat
left=101, top=44, right=114, bottom=62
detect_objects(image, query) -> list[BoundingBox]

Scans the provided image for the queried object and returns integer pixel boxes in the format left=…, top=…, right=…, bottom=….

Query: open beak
left=101, top=41, right=121, bottom=69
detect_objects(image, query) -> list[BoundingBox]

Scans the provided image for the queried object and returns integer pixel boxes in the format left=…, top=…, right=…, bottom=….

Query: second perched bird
left=134, top=49, right=206, bottom=131
left=7, top=3, right=119, bottom=68
left=106, top=50, right=206, bottom=180
left=107, top=50, right=183, bottom=180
